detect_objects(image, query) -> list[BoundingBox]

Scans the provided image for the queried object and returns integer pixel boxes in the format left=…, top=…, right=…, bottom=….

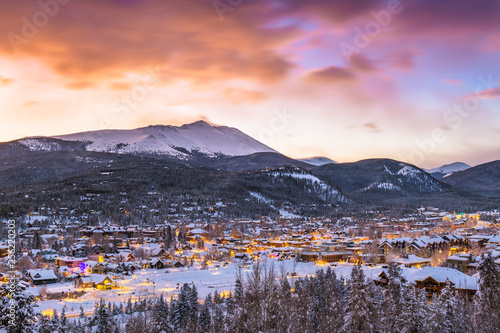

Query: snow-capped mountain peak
left=426, top=162, right=471, bottom=179
left=44, top=121, right=277, bottom=158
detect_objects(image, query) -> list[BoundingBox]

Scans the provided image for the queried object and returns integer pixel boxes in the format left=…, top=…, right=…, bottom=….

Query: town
left=2, top=206, right=499, bottom=322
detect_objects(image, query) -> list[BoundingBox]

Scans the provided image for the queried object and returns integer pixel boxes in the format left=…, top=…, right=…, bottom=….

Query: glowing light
left=42, top=308, right=54, bottom=317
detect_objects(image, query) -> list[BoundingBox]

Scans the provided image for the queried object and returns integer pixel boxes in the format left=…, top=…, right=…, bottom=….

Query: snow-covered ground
left=30, top=259, right=355, bottom=317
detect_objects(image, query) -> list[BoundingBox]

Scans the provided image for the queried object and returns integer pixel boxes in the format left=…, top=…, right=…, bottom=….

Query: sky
left=1, top=0, right=500, bottom=169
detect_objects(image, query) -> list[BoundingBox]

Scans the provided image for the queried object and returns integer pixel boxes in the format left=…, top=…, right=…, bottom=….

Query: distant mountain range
left=426, top=162, right=471, bottom=179
left=297, top=156, right=337, bottom=166
left=1, top=121, right=499, bottom=212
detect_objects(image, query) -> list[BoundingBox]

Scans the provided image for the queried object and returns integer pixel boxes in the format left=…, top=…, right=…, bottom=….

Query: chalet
left=301, top=252, right=319, bottom=262
left=96, top=275, right=117, bottom=290
left=27, top=269, right=58, bottom=285
left=92, top=262, right=107, bottom=274
left=75, top=276, right=95, bottom=289
left=150, top=258, right=165, bottom=269
left=447, top=253, right=475, bottom=273
left=321, top=252, right=347, bottom=263
left=54, top=257, right=87, bottom=268
left=167, top=261, right=184, bottom=268
left=409, top=267, right=477, bottom=298
left=390, top=254, right=431, bottom=268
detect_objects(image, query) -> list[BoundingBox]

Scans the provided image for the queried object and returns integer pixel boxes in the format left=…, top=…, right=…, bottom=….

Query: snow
left=30, top=259, right=324, bottom=317
left=18, top=138, right=61, bottom=151
left=249, top=192, right=273, bottom=204
left=51, top=121, right=276, bottom=157
left=363, top=182, right=401, bottom=191
left=397, top=165, right=421, bottom=176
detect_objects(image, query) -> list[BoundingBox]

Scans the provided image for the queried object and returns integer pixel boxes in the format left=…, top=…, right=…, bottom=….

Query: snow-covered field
left=30, top=260, right=369, bottom=317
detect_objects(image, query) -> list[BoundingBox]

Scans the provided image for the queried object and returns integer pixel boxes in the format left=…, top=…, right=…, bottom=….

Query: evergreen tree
left=0, top=281, right=38, bottom=333
left=401, top=286, right=428, bottom=333
left=51, top=308, right=60, bottom=330
left=476, top=254, right=500, bottom=332
left=60, top=305, right=69, bottom=333
left=154, top=295, right=170, bottom=332
left=341, top=264, right=372, bottom=333
left=199, top=296, right=212, bottom=333
left=91, top=299, right=115, bottom=333
left=188, top=284, right=199, bottom=328
left=126, top=297, right=133, bottom=314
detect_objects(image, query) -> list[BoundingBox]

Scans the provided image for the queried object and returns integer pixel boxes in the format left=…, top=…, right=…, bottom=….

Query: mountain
left=313, top=159, right=447, bottom=203
left=297, top=156, right=337, bottom=166
left=441, top=160, right=500, bottom=197
left=426, top=162, right=471, bottom=179
left=48, top=121, right=277, bottom=159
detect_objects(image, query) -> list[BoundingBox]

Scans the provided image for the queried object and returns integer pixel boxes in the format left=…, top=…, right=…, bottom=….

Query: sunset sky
left=1, top=0, right=500, bottom=168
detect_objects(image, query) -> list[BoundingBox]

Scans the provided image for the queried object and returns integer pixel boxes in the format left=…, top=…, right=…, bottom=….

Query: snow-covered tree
left=341, top=264, right=372, bottom=333
left=0, top=280, right=38, bottom=333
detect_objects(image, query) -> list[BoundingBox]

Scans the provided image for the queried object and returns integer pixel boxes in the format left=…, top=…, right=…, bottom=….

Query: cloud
left=0, top=0, right=297, bottom=87
left=303, top=66, right=356, bottom=84
left=223, top=88, right=268, bottom=104
left=0, top=76, right=14, bottom=85
left=23, top=101, right=38, bottom=108
left=475, top=86, right=500, bottom=99
left=363, top=122, right=381, bottom=133
left=349, top=54, right=377, bottom=72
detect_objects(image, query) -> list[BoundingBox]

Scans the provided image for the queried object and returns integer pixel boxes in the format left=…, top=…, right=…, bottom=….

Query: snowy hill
left=47, top=121, right=276, bottom=158
left=297, top=156, right=337, bottom=166
left=426, top=162, right=471, bottom=179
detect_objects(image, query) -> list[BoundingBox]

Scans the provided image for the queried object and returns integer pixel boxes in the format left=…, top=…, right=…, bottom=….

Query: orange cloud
left=223, top=88, right=268, bottom=104
left=0, top=1, right=297, bottom=87
left=0, top=76, right=14, bottom=85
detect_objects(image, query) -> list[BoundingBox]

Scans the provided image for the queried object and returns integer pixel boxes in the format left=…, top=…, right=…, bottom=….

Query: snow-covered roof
left=27, top=269, right=57, bottom=281
left=404, top=267, right=478, bottom=290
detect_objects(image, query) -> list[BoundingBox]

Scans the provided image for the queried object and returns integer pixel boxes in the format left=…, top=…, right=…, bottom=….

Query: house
left=300, top=252, right=319, bottom=262
left=390, top=254, right=431, bottom=268
left=320, top=252, right=347, bottom=263
left=150, top=258, right=165, bottom=269
left=75, top=276, right=95, bottom=289
left=408, top=267, right=477, bottom=298
left=167, top=261, right=184, bottom=268
left=446, top=253, right=474, bottom=273
left=96, top=275, right=117, bottom=290
left=92, top=262, right=107, bottom=274
left=27, top=269, right=58, bottom=285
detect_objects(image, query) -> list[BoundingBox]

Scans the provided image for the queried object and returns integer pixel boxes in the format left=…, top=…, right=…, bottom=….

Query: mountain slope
left=313, top=159, right=447, bottom=203
left=441, top=160, right=500, bottom=196
left=50, top=121, right=277, bottom=159
left=426, top=162, right=471, bottom=179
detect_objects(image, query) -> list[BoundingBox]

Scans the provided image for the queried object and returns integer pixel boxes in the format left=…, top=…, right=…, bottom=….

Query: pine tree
left=188, top=284, right=199, bottom=329
left=51, top=308, right=60, bottom=330
left=199, top=296, right=212, bottom=333
left=126, top=297, right=133, bottom=314
left=341, top=264, right=372, bottom=333
left=476, top=254, right=500, bottom=332
left=38, top=314, right=52, bottom=333
left=212, top=304, right=225, bottom=333
left=154, top=295, right=170, bottom=332
left=60, top=305, right=69, bottom=333
left=0, top=280, right=38, bottom=333
left=91, top=299, right=115, bottom=333
left=401, top=286, right=428, bottom=333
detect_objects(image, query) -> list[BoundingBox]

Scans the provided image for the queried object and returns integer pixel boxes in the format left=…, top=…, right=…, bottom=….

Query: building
left=27, top=269, right=58, bottom=285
